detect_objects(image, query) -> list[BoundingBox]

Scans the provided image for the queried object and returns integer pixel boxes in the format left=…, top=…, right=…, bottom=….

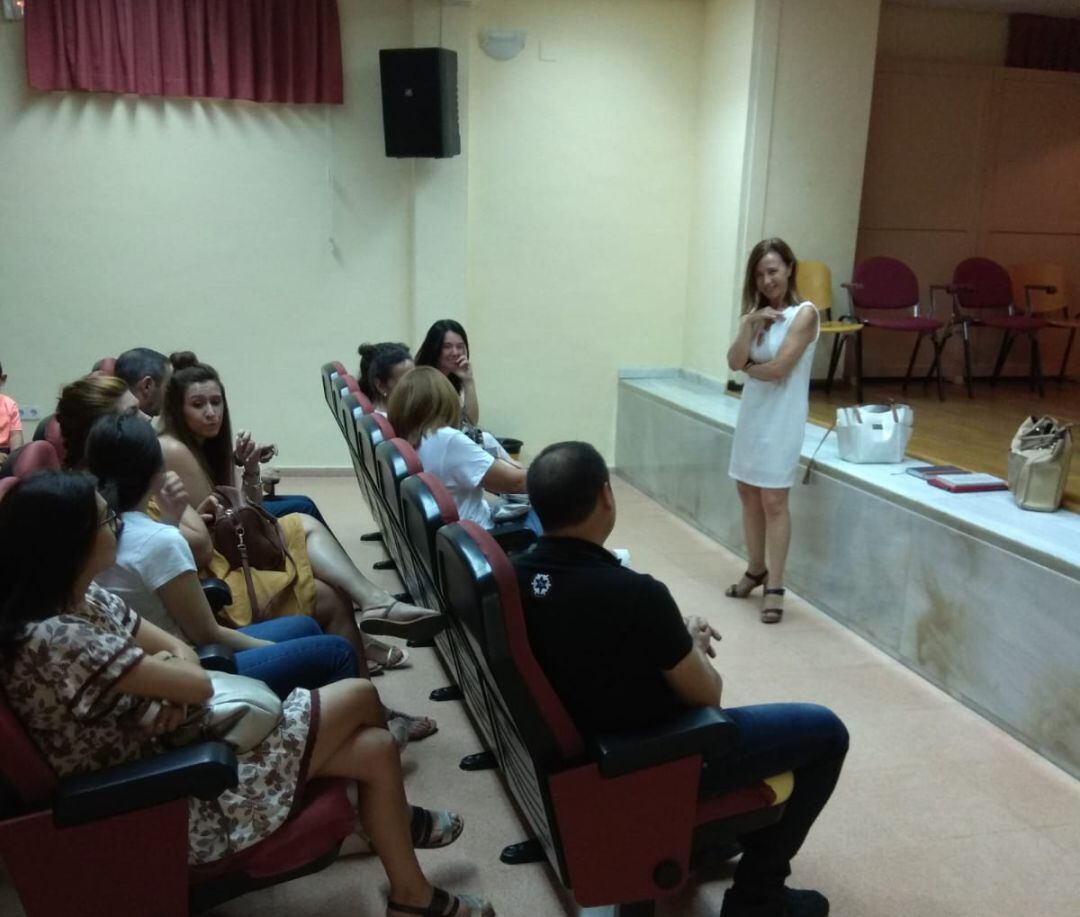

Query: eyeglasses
left=99, top=510, right=124, bottom=537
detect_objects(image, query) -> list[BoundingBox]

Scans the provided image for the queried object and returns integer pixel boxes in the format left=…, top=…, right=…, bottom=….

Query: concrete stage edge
left=615, top=369, right=1080, bottom=780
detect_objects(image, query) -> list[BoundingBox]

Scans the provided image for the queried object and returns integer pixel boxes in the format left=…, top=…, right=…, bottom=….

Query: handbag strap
left=225, top=509, right=299, bottom=624
left=802, top=419, right=837, bottom=485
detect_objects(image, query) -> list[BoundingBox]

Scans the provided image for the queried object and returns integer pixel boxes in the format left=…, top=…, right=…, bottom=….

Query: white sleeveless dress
left=729, top=301, right=820, bottom=489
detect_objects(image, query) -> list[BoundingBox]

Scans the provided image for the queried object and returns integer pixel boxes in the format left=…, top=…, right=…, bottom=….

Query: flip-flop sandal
left=387, top=710, right=438, bottom=742
left=360, top=601, right=446, bottom=641
left=410, top=807, right=463, bottom=849
left=387, top=887, right=494, bottom=917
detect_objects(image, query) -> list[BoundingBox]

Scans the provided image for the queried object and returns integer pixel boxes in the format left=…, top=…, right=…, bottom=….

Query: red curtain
left=1007, top=13, right=1080, bottom=74
left=25, top=0, right=344, bottom=104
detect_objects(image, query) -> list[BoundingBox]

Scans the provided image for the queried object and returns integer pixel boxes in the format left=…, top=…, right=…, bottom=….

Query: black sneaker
left=719, top=887, right=830, bottom=917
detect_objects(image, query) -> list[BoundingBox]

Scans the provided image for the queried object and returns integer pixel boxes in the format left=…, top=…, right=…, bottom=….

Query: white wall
left=683, top=0, right=758, bottom=380
left=0, top=1, right=416, bottom=467
left=466, top=0, right=704, bottom=458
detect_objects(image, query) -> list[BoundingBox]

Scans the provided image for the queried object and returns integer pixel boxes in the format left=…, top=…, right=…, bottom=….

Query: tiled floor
left=2, top=473, right=1078, bottom=916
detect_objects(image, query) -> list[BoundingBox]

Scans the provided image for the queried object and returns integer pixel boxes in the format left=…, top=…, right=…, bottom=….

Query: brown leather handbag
left=210, top=486, right=295, bottom=620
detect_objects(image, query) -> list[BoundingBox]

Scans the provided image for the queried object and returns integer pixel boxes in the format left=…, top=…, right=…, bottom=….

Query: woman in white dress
left=726, top=239, right=820, bottom=624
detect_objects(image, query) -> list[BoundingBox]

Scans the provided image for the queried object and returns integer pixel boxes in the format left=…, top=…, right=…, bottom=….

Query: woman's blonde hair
left=387, top=366, right=460, bottom=446
left=55, top=375, right=130, bottom=469
left=741, top=237, right=801, bottom=315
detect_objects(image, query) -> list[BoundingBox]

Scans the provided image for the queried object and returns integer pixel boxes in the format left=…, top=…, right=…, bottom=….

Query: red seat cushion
left=861, top=316, right=942, bottom=332
left=190, top=778, right=353, bottom=883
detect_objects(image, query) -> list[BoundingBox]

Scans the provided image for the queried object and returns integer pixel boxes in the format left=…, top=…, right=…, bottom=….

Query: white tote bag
left=835, top=403, right=914, bottom=464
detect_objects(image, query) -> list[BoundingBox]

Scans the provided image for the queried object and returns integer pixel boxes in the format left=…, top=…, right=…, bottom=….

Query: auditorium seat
left=320, top=361, right=347, bottom=422
left=374, top=436, right=427, bottom=601
left=1009, top=261, right=1078, bottom=384
left=845, top=256, right=948, bottom=400
left=0, top=686, right=353, bottom=916
left=797, top=259, right=863, bottom=402
left=435, top=521, right=793, bottom=915
left=944, top=256, right=1050, bottom=398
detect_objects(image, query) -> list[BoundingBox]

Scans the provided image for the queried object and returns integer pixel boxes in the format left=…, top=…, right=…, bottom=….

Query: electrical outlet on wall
left=19, top=406, right=41, bottom=422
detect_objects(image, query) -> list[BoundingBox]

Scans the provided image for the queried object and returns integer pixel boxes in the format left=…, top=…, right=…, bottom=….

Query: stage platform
left=808, top=379, right=1080, bottom=512
left=615, top=369, right=1080, bottom=780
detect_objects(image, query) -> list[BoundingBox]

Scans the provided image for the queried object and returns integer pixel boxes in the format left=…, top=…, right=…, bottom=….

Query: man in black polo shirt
left=514, top=441, right=848, bottom=917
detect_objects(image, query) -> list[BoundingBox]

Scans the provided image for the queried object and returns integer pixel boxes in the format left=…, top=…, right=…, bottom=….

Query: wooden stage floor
left=807, top=379, right=1080, bottom=513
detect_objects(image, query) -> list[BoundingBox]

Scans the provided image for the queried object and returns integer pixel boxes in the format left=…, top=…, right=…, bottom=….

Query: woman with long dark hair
left=415, top=320, right=480, bottom=427
left=157, top=352, right=444, bottom=651
left=0, top=471, right=494, bottom=917
left=725, top=239, right=819, bottom=624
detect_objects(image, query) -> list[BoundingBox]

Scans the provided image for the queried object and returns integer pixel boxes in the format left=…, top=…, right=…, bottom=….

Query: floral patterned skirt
left=187, top=687, right=319, bottom=865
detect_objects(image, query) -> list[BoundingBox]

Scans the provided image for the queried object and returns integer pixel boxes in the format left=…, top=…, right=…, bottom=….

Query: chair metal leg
left=991, top=332, right=1013, bottom=387
left=961, top=323, right=974, bottom=398
left=933, top=337, right=946, bottom=401
left=854, top=331, right=864, bottom=403
left=826, top=335, right=844, bottom=395
left=903, top=334, right=924, bottom=395
left=1059, top=328, right=1076, bottom=383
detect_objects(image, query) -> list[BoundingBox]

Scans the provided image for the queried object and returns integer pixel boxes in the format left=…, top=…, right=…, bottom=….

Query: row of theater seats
left=0, top=440, right=359, bottom=915
left=321, top=361, right=796, bottom=915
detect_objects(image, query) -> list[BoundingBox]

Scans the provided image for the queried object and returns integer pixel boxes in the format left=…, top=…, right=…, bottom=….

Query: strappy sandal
left=366, top=638, right=411, bottom=670
left=410, top=806, right=464, bottom=849
left=761, top=588, right=785, bottom=624
left=387, top=887, right=494, bottom=917
left=386, top=709, right=438, bottom=742
left=725, top=568, right=768, bottom=598
left=360, top=600, right=446, bottom=641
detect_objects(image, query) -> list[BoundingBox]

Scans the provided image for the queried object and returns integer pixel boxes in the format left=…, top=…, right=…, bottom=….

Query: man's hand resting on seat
left=685, top=615, right=722, bottom=658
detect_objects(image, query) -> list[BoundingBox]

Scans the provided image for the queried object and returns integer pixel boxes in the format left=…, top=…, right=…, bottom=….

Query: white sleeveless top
left=728, top=301, right=820, bottom=489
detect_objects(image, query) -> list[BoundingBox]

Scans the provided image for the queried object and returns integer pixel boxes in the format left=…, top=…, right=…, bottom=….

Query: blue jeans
left=234, top=616, right=358, bottom=698
left=264, top=494, right=328, bottom=527
left=701, top=703, right=849, bottom=896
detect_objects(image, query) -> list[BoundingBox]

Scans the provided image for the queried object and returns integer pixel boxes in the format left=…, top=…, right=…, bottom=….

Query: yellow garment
left=147, top=499, right=317, bottom=628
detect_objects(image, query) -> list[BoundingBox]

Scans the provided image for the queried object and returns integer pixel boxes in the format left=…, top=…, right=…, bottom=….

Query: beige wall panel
left=860, top=66, right=990, bottom=233
left=986, top=72, right=1080, bottom=236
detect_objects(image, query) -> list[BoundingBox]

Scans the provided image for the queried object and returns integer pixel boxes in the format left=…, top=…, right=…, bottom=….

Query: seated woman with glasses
left=0, top=470, right=494, bottom=917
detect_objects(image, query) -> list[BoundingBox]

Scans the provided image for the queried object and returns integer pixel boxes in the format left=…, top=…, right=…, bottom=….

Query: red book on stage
left=927, top=473, right=1008, bottom=493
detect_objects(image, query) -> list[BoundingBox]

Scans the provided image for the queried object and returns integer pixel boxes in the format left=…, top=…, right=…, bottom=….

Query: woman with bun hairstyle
left=358, top=342, right=414, bottom=415
left=725, top=238, right=819, bottom=625
left=158, top=352, right=444, bottom=655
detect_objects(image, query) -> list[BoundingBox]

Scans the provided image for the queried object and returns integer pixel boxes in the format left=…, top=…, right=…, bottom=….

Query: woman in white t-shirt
left=85, top=414, right=440, bottom=742
left=388, top=367, right=540, bottom=534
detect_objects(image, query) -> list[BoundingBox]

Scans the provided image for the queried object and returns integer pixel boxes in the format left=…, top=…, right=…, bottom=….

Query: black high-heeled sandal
left=761, top=588, right=785, bottom=624
left=725, top=568, right=768, bottom=599
left=387, top=887, right=494, bottom=916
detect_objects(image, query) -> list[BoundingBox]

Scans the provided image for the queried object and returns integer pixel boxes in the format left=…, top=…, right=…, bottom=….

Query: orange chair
left=1009, top=262, right=1078, bottom=384
left=796, top=260, right=863, bottom=402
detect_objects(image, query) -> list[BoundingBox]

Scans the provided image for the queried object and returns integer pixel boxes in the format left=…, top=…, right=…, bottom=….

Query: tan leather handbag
left=1007, top=416, right=1074, bottom=512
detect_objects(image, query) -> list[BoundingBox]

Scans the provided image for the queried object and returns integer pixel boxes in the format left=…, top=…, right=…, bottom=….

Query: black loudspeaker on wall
left=379, top=48, right=461, bottom=159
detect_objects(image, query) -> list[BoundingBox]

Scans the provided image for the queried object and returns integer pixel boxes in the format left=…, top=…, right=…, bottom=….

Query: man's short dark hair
left=527, top=441, right=610, bottom=530
left=114, top=348, right=169, bottom=387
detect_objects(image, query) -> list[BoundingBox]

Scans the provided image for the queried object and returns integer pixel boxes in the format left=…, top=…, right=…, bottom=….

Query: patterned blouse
left=0, top=584, right=318, bottom=865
